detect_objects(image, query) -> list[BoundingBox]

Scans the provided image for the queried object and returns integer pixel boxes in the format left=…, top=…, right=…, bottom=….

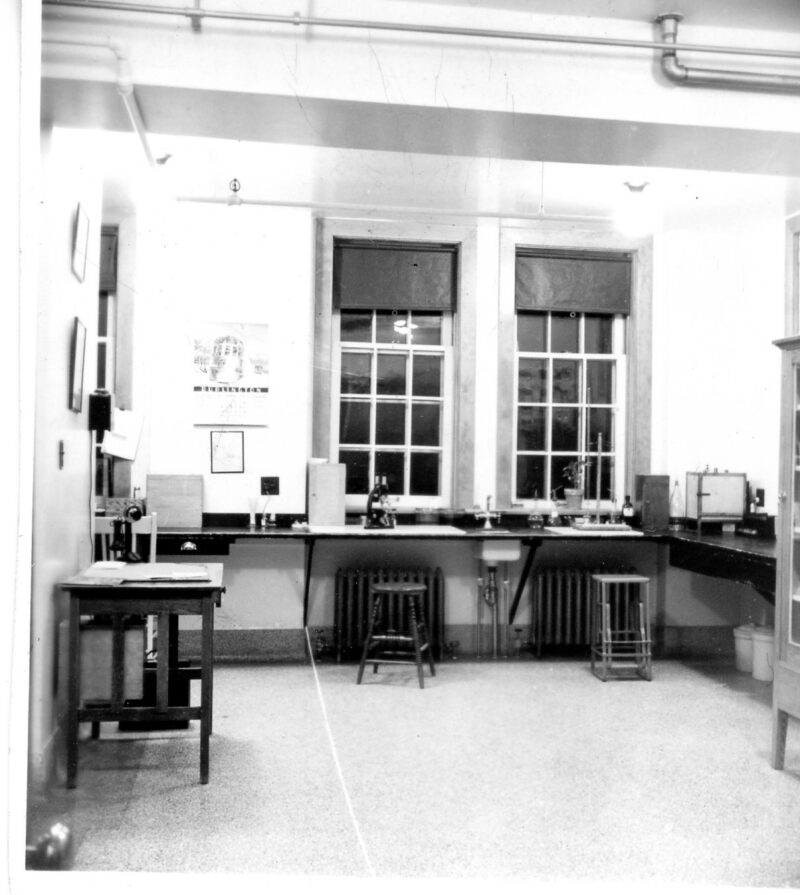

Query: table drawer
left=157, top=535, right=230, bottom=556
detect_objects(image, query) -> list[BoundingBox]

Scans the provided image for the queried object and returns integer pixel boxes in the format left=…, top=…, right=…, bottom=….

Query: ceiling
left=40, top=0, right=800, bottom=222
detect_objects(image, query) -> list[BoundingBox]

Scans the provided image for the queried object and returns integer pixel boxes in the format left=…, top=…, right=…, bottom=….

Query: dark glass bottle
left=622, top=495, right=634, bottom=519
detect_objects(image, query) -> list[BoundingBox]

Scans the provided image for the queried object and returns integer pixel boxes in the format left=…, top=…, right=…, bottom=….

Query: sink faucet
left=474, top=495, right=501, bottom=530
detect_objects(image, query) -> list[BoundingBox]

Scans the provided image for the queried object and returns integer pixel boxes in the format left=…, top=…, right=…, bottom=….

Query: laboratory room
left=10, top=0, right=800, bottom=889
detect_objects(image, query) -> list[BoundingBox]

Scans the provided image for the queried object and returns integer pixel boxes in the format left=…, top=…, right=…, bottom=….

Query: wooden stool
left=590, top=573, right=652, bottom=681
left=357, top=581, right=436, bottom=689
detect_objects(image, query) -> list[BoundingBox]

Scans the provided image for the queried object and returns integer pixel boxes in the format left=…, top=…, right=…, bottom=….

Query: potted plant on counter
left=562, top=458, right=587, bottom=510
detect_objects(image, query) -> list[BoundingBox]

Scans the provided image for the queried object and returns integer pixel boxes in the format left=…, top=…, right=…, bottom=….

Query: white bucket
left=751, top=626, right=775, bottom=682
left=733, top=624, right=754, bottom=673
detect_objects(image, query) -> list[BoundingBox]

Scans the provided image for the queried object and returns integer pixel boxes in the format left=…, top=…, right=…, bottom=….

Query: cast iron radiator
left=334, top=567, right=446, bottom=662
left=532, top=566, right=635, bottom=656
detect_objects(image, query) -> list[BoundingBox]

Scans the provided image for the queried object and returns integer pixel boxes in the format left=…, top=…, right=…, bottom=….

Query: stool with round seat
left=357, top=580, right=436, bottom=688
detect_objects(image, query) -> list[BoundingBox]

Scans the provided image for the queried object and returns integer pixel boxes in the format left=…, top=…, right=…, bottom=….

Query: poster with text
left=192, top=322, right=270, bottom=425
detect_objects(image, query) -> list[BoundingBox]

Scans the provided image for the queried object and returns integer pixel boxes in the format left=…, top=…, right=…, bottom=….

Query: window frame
left=334, top=309, right=454, bottom=506
left=313, top=218, right=478, bottom=513
left=496, top=225, right=653, bottom=509
left=786, top=212, right=800, bottom=336
left=512, top=310, right=628, bottom=506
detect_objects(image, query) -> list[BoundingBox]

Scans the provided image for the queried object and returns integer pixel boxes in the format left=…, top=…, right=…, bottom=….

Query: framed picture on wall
left=69, top=317, right=87, bottom=412
left=71, top=203, right=90, bottom=283
left=210, top=430, right=245, bottom=473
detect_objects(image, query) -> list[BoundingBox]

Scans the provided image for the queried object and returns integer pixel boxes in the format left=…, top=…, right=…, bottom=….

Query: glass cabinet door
left=772, top=336, right=800, bottom=769
left=793, top=365, right=800, bottom=645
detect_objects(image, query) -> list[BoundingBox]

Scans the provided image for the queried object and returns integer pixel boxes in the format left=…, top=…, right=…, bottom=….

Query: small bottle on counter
left=548, top=491, right=560, bottom=526
left=622, top=495, right=634, bottom=520
left=669, top=479, right=684, bottom=531
left=748, top=484, right=757, bottom=516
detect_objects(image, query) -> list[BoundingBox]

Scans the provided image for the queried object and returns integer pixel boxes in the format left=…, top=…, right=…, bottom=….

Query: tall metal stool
left=590, top=573, right=652, bottom=681
left=357, top=581, right=436, bottom=688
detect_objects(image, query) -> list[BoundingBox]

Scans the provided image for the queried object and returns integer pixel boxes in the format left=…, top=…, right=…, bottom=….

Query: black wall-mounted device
left=260, top=476, right=280, bottom=495
left=88, top=390, right=113, bottom=434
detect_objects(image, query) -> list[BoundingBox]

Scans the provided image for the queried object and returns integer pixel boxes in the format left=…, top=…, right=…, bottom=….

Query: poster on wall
left=191, top=322, right=270, bottom=425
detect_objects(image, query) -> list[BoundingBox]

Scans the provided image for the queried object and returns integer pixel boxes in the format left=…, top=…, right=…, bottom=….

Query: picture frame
left=210, top=430, right=245, bottom=474
left=69, top=317, right=87, bottom=412
left=71, top=203, right=90, bottom=283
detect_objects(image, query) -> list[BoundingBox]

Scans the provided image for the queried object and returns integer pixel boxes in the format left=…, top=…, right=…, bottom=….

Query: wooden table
left=61, top=562, right=224, bottom=787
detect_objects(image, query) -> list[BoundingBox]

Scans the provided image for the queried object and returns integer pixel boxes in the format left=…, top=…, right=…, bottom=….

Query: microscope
left=364, top=475, right=395, bottom=529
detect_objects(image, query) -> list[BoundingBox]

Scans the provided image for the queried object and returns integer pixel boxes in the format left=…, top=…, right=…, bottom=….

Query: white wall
left=126, top=202, right=315, bottom=515
left=652, top=187, right=786, bottom=512
left=29, top=127, right=102, bottom=784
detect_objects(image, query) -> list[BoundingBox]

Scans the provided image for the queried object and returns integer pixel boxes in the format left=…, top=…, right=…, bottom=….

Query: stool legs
left=356, top=589, right=435, bottom=689
left=591, top=578, right=652, bottom=681
left=356, top=593, right=381, bottom=685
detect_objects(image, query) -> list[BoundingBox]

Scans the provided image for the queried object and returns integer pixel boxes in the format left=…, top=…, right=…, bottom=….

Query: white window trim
left=496, top=222, right=653, bottom=508
left=511, top=313, right=628, bottom=507
left=313, top=217, right=479, bottom=512
left=334, top=314, right=454, bottom=511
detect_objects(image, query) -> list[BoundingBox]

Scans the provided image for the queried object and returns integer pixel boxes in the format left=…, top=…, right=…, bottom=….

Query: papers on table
left=77, top=562, right=212, bottom=583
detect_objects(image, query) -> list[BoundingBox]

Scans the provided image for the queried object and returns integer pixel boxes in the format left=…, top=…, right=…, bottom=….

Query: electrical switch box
left=260, top=476, right=280, bottom=495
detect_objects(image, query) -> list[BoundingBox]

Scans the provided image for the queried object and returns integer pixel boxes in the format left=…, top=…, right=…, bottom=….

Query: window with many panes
left=514, top=248, right=631, bottom=506
left=515, top=310, right=626, bottom=503
left=332, top=239, right=456, bottom=505
left=338, top=310, right=451, bottom=500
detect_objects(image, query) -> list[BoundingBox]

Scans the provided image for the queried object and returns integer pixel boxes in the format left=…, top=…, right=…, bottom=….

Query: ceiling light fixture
left=616, top=180, right=655, bottom=237
left=226, top=177, right=243, bottom=206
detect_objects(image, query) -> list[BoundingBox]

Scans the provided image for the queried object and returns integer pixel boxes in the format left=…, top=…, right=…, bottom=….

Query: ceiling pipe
left=43, top=37, right=156, bottom=165
left=43, top=0, right=800, bottom=64
left=656, top=13, right=800, bottom=93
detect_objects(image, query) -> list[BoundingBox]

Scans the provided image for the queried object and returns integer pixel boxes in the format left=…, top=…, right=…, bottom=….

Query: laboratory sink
left=472, top=535, right=522, bottom=563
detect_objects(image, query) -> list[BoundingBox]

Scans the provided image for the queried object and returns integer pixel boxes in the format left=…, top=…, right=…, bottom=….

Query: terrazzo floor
left=22, top=656, right=800, bottom=894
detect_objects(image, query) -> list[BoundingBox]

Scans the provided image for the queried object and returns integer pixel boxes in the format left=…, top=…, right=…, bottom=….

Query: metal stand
left=590, top=573, right=652, bottom=681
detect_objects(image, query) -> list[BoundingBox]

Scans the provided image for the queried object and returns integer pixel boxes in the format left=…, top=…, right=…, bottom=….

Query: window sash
left=513, top=312, right=627, bottom=504
left=334, top=312, right=453, bottom=508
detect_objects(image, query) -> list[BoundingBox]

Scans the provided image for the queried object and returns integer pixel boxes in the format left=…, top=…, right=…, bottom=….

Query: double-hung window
left=332, top=239, right=456, bottom=506
left=513, top=249, right=631, bottom=506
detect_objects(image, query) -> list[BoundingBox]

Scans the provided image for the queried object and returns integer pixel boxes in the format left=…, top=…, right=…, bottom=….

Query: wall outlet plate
left=261, top=476, right=280, bottom=495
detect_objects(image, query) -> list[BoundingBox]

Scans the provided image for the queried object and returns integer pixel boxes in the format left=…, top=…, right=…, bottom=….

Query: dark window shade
left=515, top=250, right=631, bottom=315
left=334, top=241, right=457, bottom=311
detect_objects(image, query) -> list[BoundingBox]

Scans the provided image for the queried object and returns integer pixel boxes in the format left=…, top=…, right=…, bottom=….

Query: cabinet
left=634, top=474, right=669, bottom=532
left=685, top=471, right=746, bottom=528
left=772, top=336, right=800, bottom=769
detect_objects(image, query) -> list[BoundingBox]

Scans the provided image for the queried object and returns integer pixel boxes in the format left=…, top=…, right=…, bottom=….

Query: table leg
left=156, top=611, right=171, bottom=711
left=772, top=707, right=789, bottom=770
left=200, top=597, right=214, bottom=784
left=302, top=536, right=315, bottom=629
left=508, top=540, right=540, bottom=625
left=110, top=615, right=125, bottom=711
left=67, top=598, right=81, bottom=788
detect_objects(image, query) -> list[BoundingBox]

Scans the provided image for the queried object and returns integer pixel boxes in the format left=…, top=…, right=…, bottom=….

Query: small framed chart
left=71, top=203, right=90, bottom=282
left=210, top=430, right=244, bottom=474
left=69, top=316, right=87, bottom=412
